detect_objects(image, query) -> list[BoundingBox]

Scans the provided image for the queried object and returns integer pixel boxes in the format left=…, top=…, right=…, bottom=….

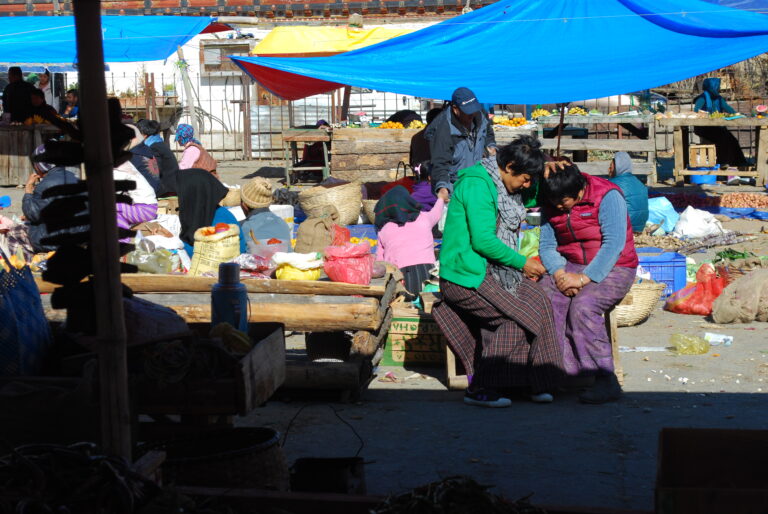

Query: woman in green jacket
left=433, top=136, right=564, bottom=408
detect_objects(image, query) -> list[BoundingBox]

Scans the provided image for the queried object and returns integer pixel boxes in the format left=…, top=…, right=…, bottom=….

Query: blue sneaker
left=463, top=388, right=512, bottom=408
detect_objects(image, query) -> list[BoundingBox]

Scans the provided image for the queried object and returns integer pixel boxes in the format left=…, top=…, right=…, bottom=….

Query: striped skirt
left=432, top=275, right=564, bottom=393
left=116, top=203, right=158, bottom=242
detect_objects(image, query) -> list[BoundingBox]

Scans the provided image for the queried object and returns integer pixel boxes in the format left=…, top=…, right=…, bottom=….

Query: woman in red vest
left=538, top=161, right=637, bottom=404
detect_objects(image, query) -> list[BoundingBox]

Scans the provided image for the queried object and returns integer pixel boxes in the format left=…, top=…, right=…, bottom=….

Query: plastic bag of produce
left=272, top=251, right=324, bottom=281
left=519, top=228, right=540, bottom=258
left=323, top=242, right=375, bottom=285
left=672, top=206, right=725, bottom=239
left=126, top=248, right=177, bottom=274
left=664, top=263, right=729, bottom=316
left=647, top=197, right=679, bottom=233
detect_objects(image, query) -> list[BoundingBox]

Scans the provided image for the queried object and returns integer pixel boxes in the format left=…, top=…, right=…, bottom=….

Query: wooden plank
left=574, top=161, right=655, bottom=176
left=332, top=140, right=411, bottom=154
left=282, top=129, right=330, bottom=142
left=165, top=297, right=381, bottom=332
left=673, top=127, right=685, bottom=185
left=539, top=139, right=655, bottom=152
left=657, top=117, right=768, bottom=128
left=237, top=323, right=286, bottom=413
left=757, top=126, right=768, bottom=186
left=333, top=127, right=419, bottom=142
left=679, top=170, right=758, bottom=176
left=332, top=153, right=408, bottom=171
left=35, top=274, right=388, bottom=297
left=333, top=169, right=398, bottom=182
left=538, top=115, right=655, bottom=124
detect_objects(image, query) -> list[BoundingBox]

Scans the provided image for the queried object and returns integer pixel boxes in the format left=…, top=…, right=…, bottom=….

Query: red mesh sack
left=664, top=264, right=729, bottom=316
left=323, top=242, right=375, bottom=285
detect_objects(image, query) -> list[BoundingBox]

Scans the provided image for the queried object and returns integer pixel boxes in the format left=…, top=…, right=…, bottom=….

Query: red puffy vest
left=545, top=173, right=638, bottom=269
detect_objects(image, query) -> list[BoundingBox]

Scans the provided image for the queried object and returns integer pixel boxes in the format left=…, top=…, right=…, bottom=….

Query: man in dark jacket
left=425, top=87, right=496, bottom=200
left=136, top=118, right=179, bottom=195
left=22, top=147, right=87, bottom=252
left=2, top=67, right=36, bottom=123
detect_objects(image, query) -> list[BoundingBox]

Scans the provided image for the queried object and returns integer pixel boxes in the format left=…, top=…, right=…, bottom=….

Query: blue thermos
left=211, top=262, right=248, bottom=332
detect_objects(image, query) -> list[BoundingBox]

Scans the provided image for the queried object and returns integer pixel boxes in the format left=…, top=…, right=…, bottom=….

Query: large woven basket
left=362, top=199, right=378, bottom=224
left=299, top=181, right=362, bottom=226
left=615, top=281, right=666, bottom=327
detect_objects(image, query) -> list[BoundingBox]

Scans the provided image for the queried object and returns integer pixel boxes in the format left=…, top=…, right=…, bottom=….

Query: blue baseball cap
left=451, top=87, right=482, bottom=115
left=0, top=196, right=10, bottom=208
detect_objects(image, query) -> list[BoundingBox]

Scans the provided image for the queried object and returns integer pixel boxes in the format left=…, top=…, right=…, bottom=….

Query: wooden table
left=0, top=125, right=62, bottom=185
left=282, top=129, right=331, bottom=184
left=537, top=115, right=657, bottom=183
left=657, top=117, right=768, bottom=186
left=40, top=271, right=398, bottom=400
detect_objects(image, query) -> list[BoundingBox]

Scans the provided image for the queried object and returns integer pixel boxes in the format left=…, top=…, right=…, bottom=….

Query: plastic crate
left=637, top=247, right=687, bottom=298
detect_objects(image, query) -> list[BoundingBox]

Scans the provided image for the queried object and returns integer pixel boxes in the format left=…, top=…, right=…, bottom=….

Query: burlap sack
left=189, top=224, right=241, bottom=277
left=711, top=269, right=768, bottom=324
left=295, top=205, right=340, bottom=254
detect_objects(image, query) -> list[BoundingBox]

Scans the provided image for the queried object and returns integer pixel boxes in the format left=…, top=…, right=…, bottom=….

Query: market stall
left=0, top=125, right=62, bottom=185
left=657, top=116, right=768, bottom=186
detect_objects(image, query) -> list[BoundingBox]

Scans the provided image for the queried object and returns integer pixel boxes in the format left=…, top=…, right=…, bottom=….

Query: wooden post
left=757, top=126, right=768, bottom=186
left=673, top=126, right=684, bottom=185
left=341, top=85, right=352, bottom=121
left=73, top=0, right=132, bottom=460
left=241, top=75, right=253, bottom=160
left=176, top=46, right=198, bottom=136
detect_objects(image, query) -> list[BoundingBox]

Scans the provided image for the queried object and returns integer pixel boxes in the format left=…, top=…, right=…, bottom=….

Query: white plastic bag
left=671, top=206, right=726, bottom=239
left=271, top=252, right=324, bottom=270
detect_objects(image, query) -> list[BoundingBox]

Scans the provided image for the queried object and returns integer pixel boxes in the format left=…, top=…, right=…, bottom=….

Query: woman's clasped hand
left=553, top=269, right=591, bottom=297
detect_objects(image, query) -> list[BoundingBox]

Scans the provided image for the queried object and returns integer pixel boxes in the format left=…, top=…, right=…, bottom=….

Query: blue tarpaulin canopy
left=0, top=16, right=217, bottom=64
left=232, top=0, right=768, bottom=102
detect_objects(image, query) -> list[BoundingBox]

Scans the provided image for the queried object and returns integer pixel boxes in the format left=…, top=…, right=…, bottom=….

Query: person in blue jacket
left=608, top=152, right=648, bottom=233
left=177, top=168, right=246, bottom=256
left=692, top=77, right=746, bottom=167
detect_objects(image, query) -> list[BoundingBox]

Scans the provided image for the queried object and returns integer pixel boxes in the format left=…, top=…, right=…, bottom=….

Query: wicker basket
left=158, top=427, right=290, bottom=490
left=362, top=199, right=378, bottom=224
left=299, top=181, right=362, bottom=226
left=615, top=281, right=666, bottom=327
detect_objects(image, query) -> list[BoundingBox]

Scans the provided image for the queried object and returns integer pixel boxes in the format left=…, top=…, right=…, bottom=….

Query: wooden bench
left=445, top=306, right=623, bottom=391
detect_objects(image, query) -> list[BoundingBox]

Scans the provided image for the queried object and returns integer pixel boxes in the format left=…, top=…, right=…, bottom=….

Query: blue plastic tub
left=690, top=175, right=717, bottom=185
left=637, top=247, right=687, bottom=298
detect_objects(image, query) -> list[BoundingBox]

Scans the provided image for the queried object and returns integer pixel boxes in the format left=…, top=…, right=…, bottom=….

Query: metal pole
left=73, top=0, right=131, bottom=460
left=176, top=46, right=198, bottom=136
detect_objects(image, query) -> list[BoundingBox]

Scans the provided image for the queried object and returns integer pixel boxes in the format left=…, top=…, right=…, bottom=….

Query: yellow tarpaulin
left=251, top=26, right=412, bottom=57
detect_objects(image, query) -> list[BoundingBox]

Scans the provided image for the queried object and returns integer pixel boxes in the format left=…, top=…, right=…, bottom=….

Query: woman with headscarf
left=374, top=185, right=444, bottom=298
left=608, top=152, right=648, bottom=233
left=175, top=123, right=217, bottom=175
left=177, top=168, right=246, bottom=257
left=432, top=136, right=564, bottom=408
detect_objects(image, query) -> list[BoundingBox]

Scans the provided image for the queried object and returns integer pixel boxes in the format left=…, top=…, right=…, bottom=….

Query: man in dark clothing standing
left=425, top=87, right=496, bottom=200
left=2, top=67, right=36, bottom=123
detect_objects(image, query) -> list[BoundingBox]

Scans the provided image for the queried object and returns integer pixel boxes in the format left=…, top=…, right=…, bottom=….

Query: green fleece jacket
left=439, top=162, right=532, bottom=289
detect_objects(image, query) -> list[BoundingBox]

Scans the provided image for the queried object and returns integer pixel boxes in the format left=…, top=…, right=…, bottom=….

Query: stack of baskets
left=615, top=280, right=667, bottom=327
left=298, top=181, right=362, bottom=226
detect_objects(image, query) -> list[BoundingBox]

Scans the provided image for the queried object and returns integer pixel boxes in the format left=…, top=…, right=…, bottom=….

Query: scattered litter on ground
left=619, top=346, right=669, bottom=352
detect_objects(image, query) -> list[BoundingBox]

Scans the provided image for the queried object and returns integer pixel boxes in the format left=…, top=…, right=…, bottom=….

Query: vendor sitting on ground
left=240, top=177, right=291, bottom=252
left=137, top=118, right=179, bottom=195
left=432, top=137, right=564, bottom=408
left=538, top=161, right=638, bottom=404
left=22, top=144, right=87, bottom=253
left=176, top=123, right=217, bottom=176
left=608, top=152, right=648, bottom=233
left=177, top=168, right=246, bottom=257
left=126, top=123, right=163, bottom=196
left=692, top=77, right=747, bottom=167
left=374, top=185, right=444, bottom=298
left=113, top=154, right=158, bottom=243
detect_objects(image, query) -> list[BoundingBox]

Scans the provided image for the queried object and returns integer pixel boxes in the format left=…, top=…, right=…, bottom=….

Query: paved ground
left=5, top=160, right=768, bottom=511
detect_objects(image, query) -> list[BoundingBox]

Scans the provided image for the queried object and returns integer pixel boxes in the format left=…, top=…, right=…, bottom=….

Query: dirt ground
left=4, top=161, right=768, bottom=511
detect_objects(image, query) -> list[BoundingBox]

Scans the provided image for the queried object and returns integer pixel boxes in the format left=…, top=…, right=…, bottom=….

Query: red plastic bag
left=324, top=242, right=375, bottom=285
left=664, top=264, right=729, bottom=316
left=331, top=224, right=350, bottom=246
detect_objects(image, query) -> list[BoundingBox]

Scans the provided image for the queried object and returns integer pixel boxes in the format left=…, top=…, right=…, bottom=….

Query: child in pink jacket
left=374, top=185, right=444, bottom=297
